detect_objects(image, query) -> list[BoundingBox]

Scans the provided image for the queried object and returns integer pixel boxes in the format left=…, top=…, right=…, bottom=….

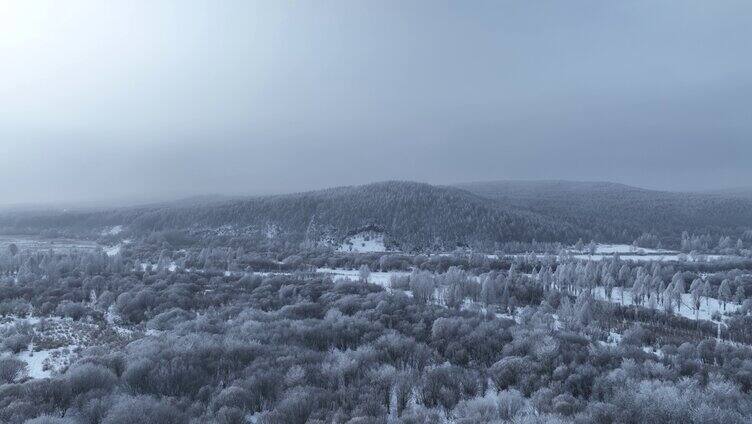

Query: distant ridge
left=456, top=180, right=752, bottom=246
left=1, top=180, right=751, bottom=250
left=0, top=181, right=579, bottom=251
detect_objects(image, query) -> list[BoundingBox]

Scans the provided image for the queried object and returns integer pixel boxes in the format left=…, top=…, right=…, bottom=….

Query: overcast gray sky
left=2, top=1, right=751, bottom=205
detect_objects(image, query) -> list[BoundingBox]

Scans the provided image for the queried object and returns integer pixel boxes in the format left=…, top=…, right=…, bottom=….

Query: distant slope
left=456, top=180, right=752, bottom=246
left=0, top=181, right=580, bottom=250
left=703, top=187, right=752, bottom=200
left=6, top=180, right=749, bottom=250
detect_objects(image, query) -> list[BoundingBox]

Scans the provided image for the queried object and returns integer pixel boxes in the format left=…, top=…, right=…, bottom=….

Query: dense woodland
left=2, top=180, right=752, bottom=422
left=456, top=180, right=752, bottom=247
left=0, top=182, right=577, bottom=251
left=3, top=181, right=752, bottom=251
left=1, top=238, right=752, bottom=423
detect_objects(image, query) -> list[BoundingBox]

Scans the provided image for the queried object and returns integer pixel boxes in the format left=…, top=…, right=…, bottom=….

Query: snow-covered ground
left=567, top=244, right=743, bottom=262
left=0, top=315, right=40, bottom=331
left=593, top=244, right=672, bottom=255
left=11, top=345, right=77, bottom=379
left=571, top=253, right=675, bottom=262
left=569, top=244, right=674, bottom=255
left=0, top=236, right=99, bottom=253
left=489, top=243, right=746, bottom=263
left=1, top=315, right=108, bottom=380
left=591, top=286, right=739, bottom=322
left=105, top=245, right=121, bottom=256
left=570, top=252, right=736, bottom=263
left=316, top=267, right=409, bottom=289
left=1, top=327, right=79, bottom=379
left=337, top=232, right=388, bottom=253
left=105, top=306, right=134, bottom=337
left=101, top=225, right=123, bottom=236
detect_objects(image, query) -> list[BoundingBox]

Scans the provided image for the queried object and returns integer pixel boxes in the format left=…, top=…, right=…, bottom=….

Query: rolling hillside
left=456, top=180, right=752, bottom=246
left=3, top=180, right=751, bottom=250
left=0, top=182, right=580, bottom=251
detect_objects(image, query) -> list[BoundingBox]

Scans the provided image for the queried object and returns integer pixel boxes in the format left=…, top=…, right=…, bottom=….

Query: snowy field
left=0, top=315, right=88, bottom=380
left=105, top=245, right=121, bottom=256
left=0, top=235, right=127, bottom=259
left=590, top=286, right=739, bottom=322
left=9, top=345, right=77, bottom=379
left=569, top=244, right=741, bottom=262
left=101, top=225, right=124, bottom=236
left=316, top=267, right=409, bottom=289
left=0, top=236, right=99, bottom=253
left=570, top=252, right=736, bottom=263
left=575, top=244, right=674, bottom=255
left=498, top=244, right=741, bottom=263
left=337, top=232, right=388, bottom=253
left=498, top=252, right=705, bottom=263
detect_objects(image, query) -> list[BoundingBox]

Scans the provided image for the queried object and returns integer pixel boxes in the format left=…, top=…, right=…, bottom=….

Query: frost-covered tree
left=574, top=238, right=584, bottom=252
left=690, top=278, right=703, bottom=320
left=662, top=283, right=674, bottom=314
left=719, top=279, right=732, bottom=311
left=480, top=275, right=499, bottom=306
left=359, top=264, right=371, bottom=283
left=604, top=274, right=615, bottom=302
left=410, top=270, right=435, bottom=304
left=702, top=280, right=713, bottom=306
left=671, top=272, right=685, bottom=311
left=618, top=264, right=630, bottom=285
left=734, top=284, right=745, bottom=305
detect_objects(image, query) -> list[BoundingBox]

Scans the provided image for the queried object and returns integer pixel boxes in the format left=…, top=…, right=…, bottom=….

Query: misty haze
left=2, top=2, right=752, bottom=424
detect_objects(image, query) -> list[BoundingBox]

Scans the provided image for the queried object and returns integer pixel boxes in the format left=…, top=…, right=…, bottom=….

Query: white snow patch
left=11, top=345, right=77, bottom=379
left=600, top=332, right=622, bottom=347
left=591, top=286, right=739, bottom=322
left=105, top=245, right=121, bottom=256
left=586, top=244, right=674, bottom=255
left=0, top=315, right=40, bottom=331
left=102, top=225, right=123, bottom=236
left=316, top=267, right=409, bottom=290
left=642, top=346, right=665, bottom=358
left=16, top=349, right=52, bottom=379
left=501, top=244, right=741, bottom=263
left=495, top=312, right=523, bottom=324
left=568, top=252, right=737, bottom=263
left=337, top=232, right=388, bottom=253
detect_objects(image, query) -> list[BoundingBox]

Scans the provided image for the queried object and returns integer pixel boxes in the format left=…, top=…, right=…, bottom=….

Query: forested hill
left=0, top=181, right=579, bottom=250
left=456, top=180, right=752, bottom=246
left=3, top=180, right=751, bottom=250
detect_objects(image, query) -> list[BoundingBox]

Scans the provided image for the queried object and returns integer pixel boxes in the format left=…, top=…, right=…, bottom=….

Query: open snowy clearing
left=0, top=236, right=99, bottom=253
left=570, top=252, right=737, bottom=262
left=336, top=232, right=388, bottom=253
left=496, top=244, right=744, bottom=263
left=101, top=225, right=124, bottom=236
left=9, top=345, right=77, bottom=379
left=1, top=315, right=116, bottom=380
left=590, top=286, right=740, bottom=322
left=105, top=245, right=121, bottom=256
left=594, top=244, right=672, bottom=254
left=569, top=244, right=676, bottom=255
left=316, top=267, right=409, bottom=289
left=499, top=251, right=741, bottom=264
